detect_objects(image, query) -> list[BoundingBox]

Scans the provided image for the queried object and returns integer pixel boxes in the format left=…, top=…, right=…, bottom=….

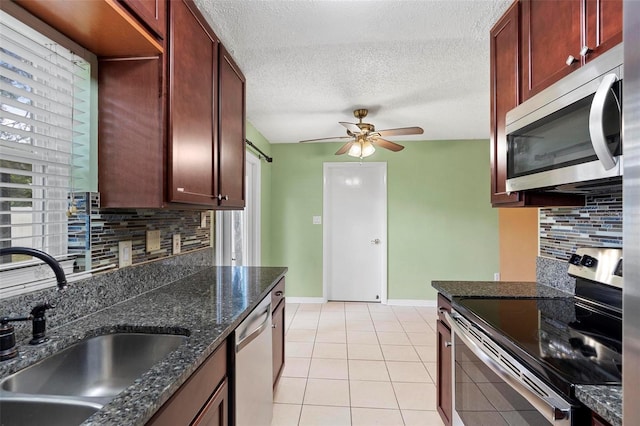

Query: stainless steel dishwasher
left=235, top=294, right=273, bottom=426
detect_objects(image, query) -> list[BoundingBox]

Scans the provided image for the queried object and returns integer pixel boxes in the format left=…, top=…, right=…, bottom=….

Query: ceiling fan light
left=348, top=143, right=362, bottom=157
left=361, top=141, right=376, bottom=157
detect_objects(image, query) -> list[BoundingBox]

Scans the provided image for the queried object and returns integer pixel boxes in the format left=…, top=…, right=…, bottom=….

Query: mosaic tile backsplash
left=68, top=193, right=212, bottom=271
left=540, top=192, right=622, bottom=261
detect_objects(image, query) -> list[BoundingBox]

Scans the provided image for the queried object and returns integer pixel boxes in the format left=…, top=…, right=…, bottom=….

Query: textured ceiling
left=194, top=0, right=513, bottom=144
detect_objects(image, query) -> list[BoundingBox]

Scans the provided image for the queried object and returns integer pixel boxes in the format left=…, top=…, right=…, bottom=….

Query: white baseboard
left=285, top=297, right=326, bottom=304
left=385, top=299, right=437, bottom=307
left=286, top=297, right=436, bottom=307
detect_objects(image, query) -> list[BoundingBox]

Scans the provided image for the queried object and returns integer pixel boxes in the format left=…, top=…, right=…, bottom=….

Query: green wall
left=245, top=122, right=274, bottom=266
left=269, top=140, right=499, bottom=301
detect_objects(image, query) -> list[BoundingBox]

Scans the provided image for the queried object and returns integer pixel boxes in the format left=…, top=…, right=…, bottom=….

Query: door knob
left=371, top=238, right=381, bottom=245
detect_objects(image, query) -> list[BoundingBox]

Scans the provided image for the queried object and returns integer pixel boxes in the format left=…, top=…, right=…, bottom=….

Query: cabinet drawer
left=271, top=278, right=285, bottom=311
left=147, top=340, right=227, bottom=426
left=437, top=293, right=452, bottom=327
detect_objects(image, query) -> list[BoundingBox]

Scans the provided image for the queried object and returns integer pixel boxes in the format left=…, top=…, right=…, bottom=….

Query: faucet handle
left=30, top=303, right=54, bottom=318
left=1, top=315, right=30, bottom=361
left=29, top=303, right=54, bottom=345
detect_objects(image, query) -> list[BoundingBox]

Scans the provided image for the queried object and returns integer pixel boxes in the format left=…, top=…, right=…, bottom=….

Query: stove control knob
left=580, top=255, right=598, bottom=268
left=569, top=254, right=582, bottom=265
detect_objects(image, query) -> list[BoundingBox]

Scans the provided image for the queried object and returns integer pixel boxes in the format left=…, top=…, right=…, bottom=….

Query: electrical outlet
left=312, top=216, right=322, bottom=225
left=494, top=272, right=501, bottom=281
left=146, top=230, right=161, bottom=252
left=118, top=241, right=132, bottom=268
left=173, top=234, right=181, bottom=254
left=201, top=211, right=208, bottom=228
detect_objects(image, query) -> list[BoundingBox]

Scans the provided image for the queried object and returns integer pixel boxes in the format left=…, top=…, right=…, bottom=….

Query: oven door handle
left=589, top=72, right=620, bottom=171
left=444, top=310, right=572, bottom=424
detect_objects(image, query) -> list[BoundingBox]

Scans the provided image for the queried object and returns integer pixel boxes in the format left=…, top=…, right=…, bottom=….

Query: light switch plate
left=313, top=215, right=322, bottom=225
left=201, top=212, right=208, bottom=228
left=118, top=241, right=132, bottom=268
left=173, top=234, right=181, bottom=254
left=146, top=230, right=161, bottom=252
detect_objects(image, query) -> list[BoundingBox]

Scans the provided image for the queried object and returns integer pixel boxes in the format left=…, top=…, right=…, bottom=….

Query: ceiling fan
left=299, top=109, right=424, bottom=158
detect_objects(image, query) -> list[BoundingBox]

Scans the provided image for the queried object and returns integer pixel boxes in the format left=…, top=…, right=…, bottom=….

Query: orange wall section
left=499, top=208, right=538, bottom=281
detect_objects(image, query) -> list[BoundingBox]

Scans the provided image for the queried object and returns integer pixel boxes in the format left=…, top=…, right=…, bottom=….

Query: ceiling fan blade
left=339, top=121, right=361, bottom=134
left=299, top=136, right=352, bottom=143
left=372, top=137, right=405, bottom=152
left=376, top=126, right=424, bottom=137
left=335, top=141, right=354, bottom=155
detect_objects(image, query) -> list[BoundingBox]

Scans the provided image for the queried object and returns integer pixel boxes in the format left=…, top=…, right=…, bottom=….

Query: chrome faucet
left=0, top=247, right=67, bottom=360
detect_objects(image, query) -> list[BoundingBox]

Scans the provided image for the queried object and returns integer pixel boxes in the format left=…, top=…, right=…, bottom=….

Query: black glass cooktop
left=453, top=297, right=622, bottom=397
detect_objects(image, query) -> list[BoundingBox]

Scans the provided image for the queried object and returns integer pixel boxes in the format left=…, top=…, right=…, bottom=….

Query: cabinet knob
left=217, top=194, right=229, bottom=201
left=275, top=291, right=284, bottom=297
left=444, top=341, right=452, bottom=348
left=565, top=55, right=578, bottom=66
left=580, top=46, right=593, bottom=56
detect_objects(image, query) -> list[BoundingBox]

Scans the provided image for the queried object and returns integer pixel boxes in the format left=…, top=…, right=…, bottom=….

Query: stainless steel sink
left=0, top=397, right=101, bottom=426
left=0, top=333, right=186, bottom=399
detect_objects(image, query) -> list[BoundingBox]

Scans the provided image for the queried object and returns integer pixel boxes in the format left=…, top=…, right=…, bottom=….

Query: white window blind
left=0, top=8, right=91, bottom=287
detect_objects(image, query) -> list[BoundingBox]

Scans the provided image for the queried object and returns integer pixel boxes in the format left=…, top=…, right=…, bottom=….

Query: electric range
left=448, top=248, right=622, bottom=425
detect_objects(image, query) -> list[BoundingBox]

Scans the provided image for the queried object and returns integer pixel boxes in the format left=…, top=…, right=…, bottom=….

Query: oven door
left=445, top=310, right=574, bottom=425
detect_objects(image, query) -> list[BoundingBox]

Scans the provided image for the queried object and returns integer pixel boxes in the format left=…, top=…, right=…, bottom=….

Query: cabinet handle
left=580, top=46, right=593, bottom=57
left=565, top=55, right=578, bottom=66
left=177, top=188, right=214, bottom=198
left=275, top=291, right=284, bottom=297
left=444, top=341, right=452, bottom=348
left=217, top=194, right=229, bottom=201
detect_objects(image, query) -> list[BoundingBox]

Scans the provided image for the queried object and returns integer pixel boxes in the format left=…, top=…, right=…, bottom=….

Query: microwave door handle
left=589, top=73, right=619, bottom=171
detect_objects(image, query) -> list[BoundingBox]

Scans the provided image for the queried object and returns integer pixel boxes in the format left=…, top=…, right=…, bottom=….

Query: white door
left=324, top=162, right=387, bottom=302
left=216, top=151, right=261, bottom=266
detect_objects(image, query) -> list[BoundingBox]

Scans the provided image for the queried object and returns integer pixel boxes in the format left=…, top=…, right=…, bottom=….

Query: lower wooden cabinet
left=272, top=278, right=286, bottom=386
left=147, top=340, right=227, bottom=426
left=191, top=378, right=228, bottom=426
left=592, top=412, right=612, bottom=426
left=436, top=319, right=452, bottom=426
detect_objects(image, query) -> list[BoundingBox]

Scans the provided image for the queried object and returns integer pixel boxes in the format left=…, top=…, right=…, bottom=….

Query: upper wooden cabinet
left=490, top=2, right=521, bottom=206
left=119, top=0, right=166, bottom=40
left=489, top=0, right=597, bottom=207
left=13, top=0, right=163, bottom=56
left=218, top=45, right=246, bottom=209
left=99, top=0, right=247, bottom=209
left=98, top=56, right=165, bottom=208
left=168, top=0, right=219, bottom=206
left=520, top=0, right=622, bottom=101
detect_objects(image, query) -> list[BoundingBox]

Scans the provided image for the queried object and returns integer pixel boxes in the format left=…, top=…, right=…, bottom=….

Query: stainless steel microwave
left=505, top=44, right=623, bottom=194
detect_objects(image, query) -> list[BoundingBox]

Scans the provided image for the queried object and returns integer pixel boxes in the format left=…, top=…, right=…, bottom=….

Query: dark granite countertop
left=432, top=280, right=621, bottom=424
left=575, top=385, right=622, bottom=426
left=0, top=266, right=287, bottom=426
left=431, top=280, right=572, bottom=300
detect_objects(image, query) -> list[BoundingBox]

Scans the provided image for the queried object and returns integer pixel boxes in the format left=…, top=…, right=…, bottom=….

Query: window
left=0, top=6, right=95, bottom=296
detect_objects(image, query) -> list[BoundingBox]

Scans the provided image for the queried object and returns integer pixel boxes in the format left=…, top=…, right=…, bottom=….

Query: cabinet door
left=168, top=0, right=218, bottom=206
left=436, top=320, right=452, bottom=426
left=191, top=378, right=228, bottom=426
left=272, top=300, right=285, bottom=386
left=119, top=0, right=166, bottom=39
left=521, top=0, right=582, bottom=101
left=490, top=2, right=521, bottom=205
left=218, top=44, right=246, bottom=209
left=98, top=56, right=165, bottom=208
left=584, top=0, right=622, bottom=63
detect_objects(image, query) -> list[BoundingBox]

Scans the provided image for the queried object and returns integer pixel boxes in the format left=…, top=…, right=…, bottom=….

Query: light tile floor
left=272, top=302, right=446, bottom=426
